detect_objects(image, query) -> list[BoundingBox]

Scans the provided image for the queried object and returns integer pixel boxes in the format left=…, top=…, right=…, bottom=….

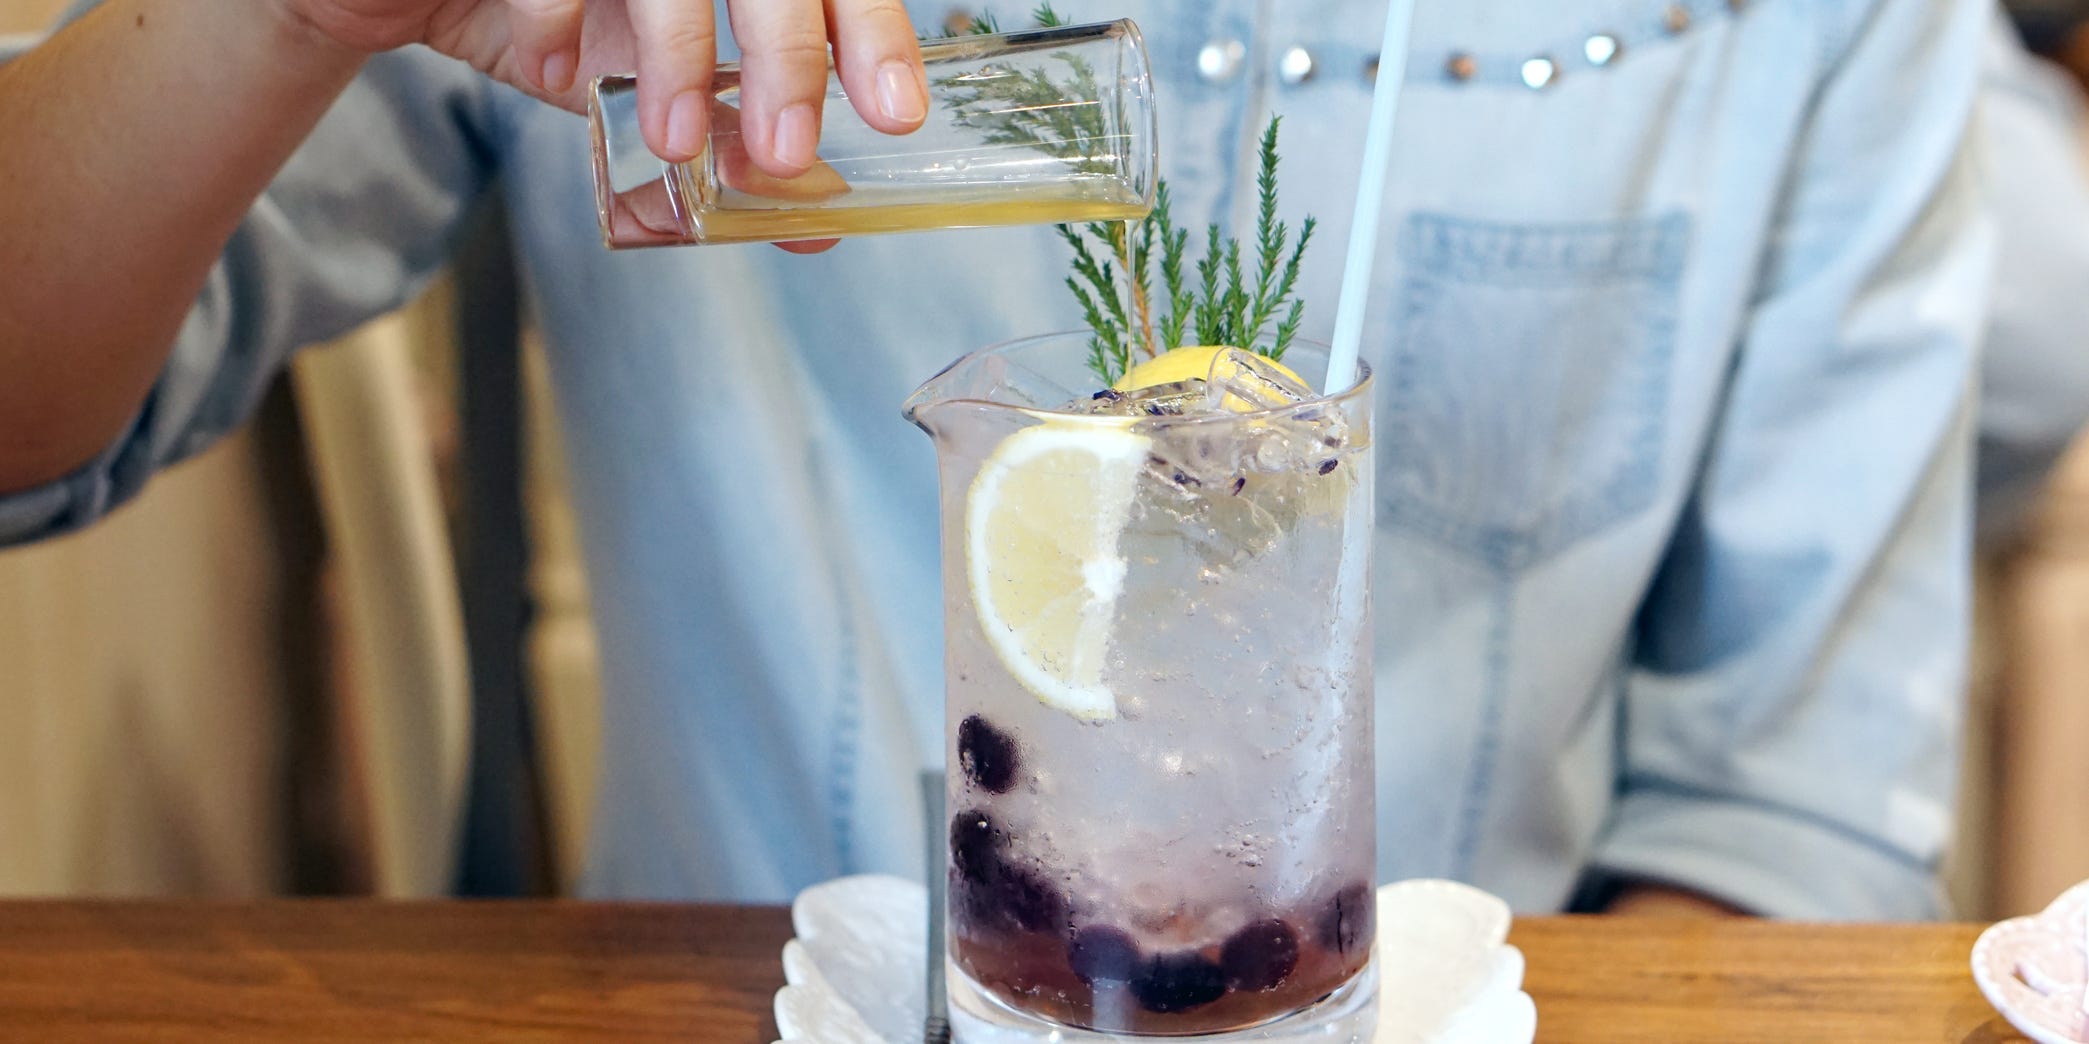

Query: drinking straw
left=1325, top=0, right=1420, bottom=393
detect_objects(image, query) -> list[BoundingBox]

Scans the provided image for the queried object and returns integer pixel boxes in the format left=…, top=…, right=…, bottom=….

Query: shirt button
left=1519, top=56, right=1557, bottom=89
left=1445, top=52, right=1478, bottom=82
left=941, top=7, right=975, bottom=35
left=1278, top=46, right=1316, bottom=85
left=1198, top=39, right=1247, bottom=83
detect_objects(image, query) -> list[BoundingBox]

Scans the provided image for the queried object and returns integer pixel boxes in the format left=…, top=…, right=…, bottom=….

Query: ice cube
left=1205, top=349, right=1316, bottom=413
left=1071, top=378, right=1214, bottom=418
left=1145, top=428, right=1248, bottom=490
left=1124, top=379, right=1216, bottom=417
left=1060, top=387, right=1130, bottom=415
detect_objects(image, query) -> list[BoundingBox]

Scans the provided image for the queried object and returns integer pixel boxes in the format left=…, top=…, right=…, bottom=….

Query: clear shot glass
left=588, top=19, right=1158, bottom=249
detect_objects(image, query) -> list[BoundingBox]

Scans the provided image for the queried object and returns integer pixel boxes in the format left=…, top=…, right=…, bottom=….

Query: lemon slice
left=1115, top=346, right=1312, bottom=412
left=1115, top=345, right=1235, bottom=391
left=966, top=421, right=1151, bottom=721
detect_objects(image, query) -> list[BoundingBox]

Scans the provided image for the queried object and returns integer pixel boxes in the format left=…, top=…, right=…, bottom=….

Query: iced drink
left=907, top=336, right=1376, bottom=1039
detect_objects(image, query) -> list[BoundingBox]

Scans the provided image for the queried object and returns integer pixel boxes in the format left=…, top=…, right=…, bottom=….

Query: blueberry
left=949, top=809, right=1001, bottom=884
left=945, top=812, right=1067, bottom=935
left=990, top=863, right=1068, bottom=933
left=949, top=866, right=999, bottom=930
left=1219, top=919, right=1299, bottom=991
left=1067, top=925, right=1143, bottom=984
left=958, top=715, right=1019, bottom=794
left=1130, top=951, right=1227, bottom=1013
left=1315, top=881, right=1374, bottom=955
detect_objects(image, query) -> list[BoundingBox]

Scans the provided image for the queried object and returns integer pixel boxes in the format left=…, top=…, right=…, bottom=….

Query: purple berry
left=1067, top=925, right=1143, bottom=984
left=949, top=866, right=1006, bottom=932
left=1130, top=951, right=1227, bottom=1013
left=958, top=715, right=1019, bottom=794
left=1220, top=919, right=1299, bottom=991
left=1316, top=881, right=1374, bottom=955
left=990, top=863, right=1068, bottom=933
left=945, top=811, right=1067, bottom=935
left=950, top=809, right=1001, bottom=884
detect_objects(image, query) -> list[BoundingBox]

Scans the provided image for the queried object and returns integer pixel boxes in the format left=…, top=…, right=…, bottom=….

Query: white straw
left=1324, top=0, right=1420, bottom=393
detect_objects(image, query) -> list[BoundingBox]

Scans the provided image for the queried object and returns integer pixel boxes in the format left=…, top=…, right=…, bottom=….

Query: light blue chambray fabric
left=6, top=0, right=2074, bottom=916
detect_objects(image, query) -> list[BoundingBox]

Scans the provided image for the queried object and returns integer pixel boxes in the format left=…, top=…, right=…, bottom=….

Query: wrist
left=251, top=0, right=374, bottom=66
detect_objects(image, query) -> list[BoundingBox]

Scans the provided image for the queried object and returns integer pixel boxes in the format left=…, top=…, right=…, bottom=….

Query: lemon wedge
left=1115, top=346, right=1312, bottom=412
left=965, top=421, right=1150, bottom=721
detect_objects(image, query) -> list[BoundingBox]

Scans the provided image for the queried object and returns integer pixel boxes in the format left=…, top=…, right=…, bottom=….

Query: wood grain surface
left=0, top=902, right=2031, bottom=1042
left=1512, top=916, right=2026, bottom=1043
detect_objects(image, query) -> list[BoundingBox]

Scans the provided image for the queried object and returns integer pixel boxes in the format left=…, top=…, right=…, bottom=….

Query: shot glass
left=588, top=19, right=1157, bottom=248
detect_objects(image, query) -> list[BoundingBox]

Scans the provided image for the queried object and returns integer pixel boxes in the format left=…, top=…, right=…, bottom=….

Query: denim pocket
left=1380, top=212, right=1689, bottom=570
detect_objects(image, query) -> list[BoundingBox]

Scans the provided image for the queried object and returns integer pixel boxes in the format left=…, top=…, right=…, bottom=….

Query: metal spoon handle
left=921, top=770, right=951, bottom=1044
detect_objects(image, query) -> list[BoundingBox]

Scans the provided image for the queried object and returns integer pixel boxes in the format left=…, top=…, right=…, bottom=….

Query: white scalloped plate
left=775, top=876, right=1536, bottom=1044
left=1972, top=879, right=2089, bottom=1044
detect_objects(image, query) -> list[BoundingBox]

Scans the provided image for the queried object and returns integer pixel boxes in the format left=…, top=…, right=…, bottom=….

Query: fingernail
left=540, top=51, right=575, bottom=93
left=773, top=102, right=819, bottom=170
left=876, top=60, right=928, bottom=124
left=666, top=90, right=706, bottom=159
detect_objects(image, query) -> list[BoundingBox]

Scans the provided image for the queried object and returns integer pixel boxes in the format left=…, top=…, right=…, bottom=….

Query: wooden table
left=0, top=903, right=2027, bottom=1042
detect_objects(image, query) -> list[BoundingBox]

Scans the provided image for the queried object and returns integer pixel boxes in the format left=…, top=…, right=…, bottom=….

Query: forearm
left=0, top=0, right=364, bottom=492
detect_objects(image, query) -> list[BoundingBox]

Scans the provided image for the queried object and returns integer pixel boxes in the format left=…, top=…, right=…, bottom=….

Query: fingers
left=627, top=0, right=719, bottom=163
left=825, top=0, right=927, bottom=134
left=506, top=0, right=586, bottom=94
left=727, top=0, right=836, bottom=178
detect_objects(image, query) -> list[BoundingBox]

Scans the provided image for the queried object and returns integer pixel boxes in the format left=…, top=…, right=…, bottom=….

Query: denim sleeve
left=1593, top=0, right=1993, bottom=920
left=1977, top=18, right=2089, bottom=544
left=0, top=17, right=496, bottom=546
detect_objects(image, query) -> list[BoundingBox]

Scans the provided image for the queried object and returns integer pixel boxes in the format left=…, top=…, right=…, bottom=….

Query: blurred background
left=1, top=0, right=2085, bottom=918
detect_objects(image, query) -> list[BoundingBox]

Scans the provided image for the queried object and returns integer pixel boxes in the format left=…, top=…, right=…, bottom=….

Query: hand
left=270, top=0, right=928, bottom=176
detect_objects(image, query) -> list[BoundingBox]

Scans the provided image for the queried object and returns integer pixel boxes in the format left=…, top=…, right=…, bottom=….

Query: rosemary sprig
left=1155, top=184, right=1192, bottom=352
left=1060, top=115, right=1315, bottom=384
left=938, top=8, right=1317, bottom=384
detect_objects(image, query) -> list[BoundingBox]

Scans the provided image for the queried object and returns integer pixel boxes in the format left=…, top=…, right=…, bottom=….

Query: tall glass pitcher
left=905, top=333, right=1379, bottom=1041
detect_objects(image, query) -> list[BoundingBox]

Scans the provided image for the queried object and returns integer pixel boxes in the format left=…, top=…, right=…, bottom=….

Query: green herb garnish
left=940, top=7, right=1318, bottom=385
left=937, top=5, right=1120, bottom=177
left=1063, top=118, right=1316, bottom=385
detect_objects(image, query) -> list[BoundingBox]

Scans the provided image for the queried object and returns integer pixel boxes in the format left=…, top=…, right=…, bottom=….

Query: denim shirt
left=5, top=0, right=2037, bottom=916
